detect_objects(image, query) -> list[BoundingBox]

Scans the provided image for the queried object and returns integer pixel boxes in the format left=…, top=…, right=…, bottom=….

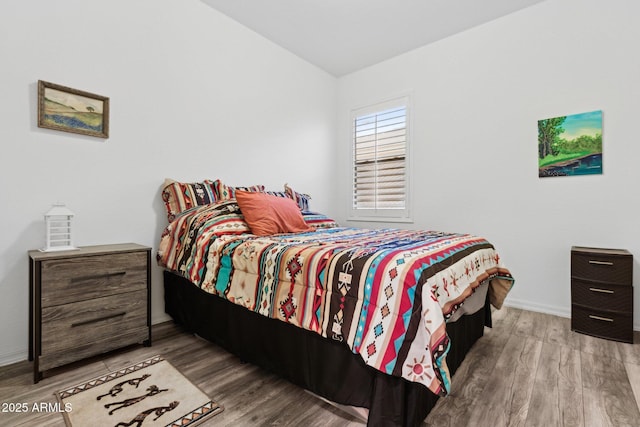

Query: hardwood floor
left=1, top=307, right=639, bottom=426
left=425, top=308, right=640, bottom=427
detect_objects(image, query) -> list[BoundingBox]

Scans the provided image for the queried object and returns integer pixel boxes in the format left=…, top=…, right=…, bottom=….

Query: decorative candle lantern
left=42, top=204, right=77, bottom=252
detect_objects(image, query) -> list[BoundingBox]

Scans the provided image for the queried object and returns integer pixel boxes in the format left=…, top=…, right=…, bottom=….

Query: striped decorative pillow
left=210, top=179, right=265, bottom=201
left=284, top=183, right=311, bottom=211
left=162, top=179, right=217, bottom=223
left=265, top=190, right=289, bottom=198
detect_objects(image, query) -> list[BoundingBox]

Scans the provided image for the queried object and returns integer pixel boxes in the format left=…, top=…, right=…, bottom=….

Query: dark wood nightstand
left=571, top=246, right=633, bottom=343
left=29, top=243, right=151, bottom=383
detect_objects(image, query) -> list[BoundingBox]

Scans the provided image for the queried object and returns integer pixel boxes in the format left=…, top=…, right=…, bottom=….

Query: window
left=350, top=96, right=410, bottom=221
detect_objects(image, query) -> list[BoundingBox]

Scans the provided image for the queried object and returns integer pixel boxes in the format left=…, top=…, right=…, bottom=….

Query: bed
left=157, top=179, right=514, bottom=426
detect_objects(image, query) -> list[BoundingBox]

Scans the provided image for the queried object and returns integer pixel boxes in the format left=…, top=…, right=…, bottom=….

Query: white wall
left=3, top=0, right=639, bottom=368
left=0, top=0, right=337, bottom=365
left=336, top=0, right=640, bottom=330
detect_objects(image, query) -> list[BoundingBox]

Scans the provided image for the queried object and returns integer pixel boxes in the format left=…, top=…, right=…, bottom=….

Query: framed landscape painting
left=38, top=80, right=109, bottom=138
left=538, top=110, right=602, bottom=177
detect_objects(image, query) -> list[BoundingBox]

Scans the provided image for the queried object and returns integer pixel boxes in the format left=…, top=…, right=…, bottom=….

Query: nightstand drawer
left=571, top=304, right=633, bottom=343
left=571, top=248, right=632, bottom=285
left=41, top=251, right=147, bottom=307
left=41, top=289, right=147, bottom=356
left=29, top=243, right=151, bottom=383
left=571, top=280, right=632, bottom=313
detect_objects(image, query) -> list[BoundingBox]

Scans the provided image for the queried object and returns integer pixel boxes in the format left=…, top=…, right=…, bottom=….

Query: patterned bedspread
left=157, top=201, right=514, bottom=397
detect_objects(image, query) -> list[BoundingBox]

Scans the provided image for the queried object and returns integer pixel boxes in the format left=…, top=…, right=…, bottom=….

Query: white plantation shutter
left=351, top=96, right=410, bottom=220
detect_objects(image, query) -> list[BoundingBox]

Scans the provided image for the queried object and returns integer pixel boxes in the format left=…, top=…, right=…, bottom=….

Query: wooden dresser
left=29, top=243, right=151, bottom=383
left=570, top=246, right=633, bottom=343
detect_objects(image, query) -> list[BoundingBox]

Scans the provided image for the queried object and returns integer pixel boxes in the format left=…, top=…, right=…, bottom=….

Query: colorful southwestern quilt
left=157, top=200, right=514, bottom=397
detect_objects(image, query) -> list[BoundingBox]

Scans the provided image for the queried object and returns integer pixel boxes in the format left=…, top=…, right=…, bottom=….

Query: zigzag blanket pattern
left=157, top=201, right=514, bottom=396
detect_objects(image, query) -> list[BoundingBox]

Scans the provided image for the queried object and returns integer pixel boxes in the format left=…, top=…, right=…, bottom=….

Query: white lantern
left=42, top=204, right=77, bottom=252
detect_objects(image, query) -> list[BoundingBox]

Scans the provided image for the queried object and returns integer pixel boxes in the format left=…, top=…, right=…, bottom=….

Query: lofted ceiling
left=201, top=0, right=546, bottom=77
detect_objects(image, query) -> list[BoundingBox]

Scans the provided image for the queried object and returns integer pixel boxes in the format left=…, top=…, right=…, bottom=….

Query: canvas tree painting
left=538, top=110, right=602, bottom=177
left=38, top=80, right=109, bottom=138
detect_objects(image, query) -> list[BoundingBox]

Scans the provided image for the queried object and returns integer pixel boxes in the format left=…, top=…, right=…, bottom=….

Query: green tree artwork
left=538, top=110, right=602, bottom=177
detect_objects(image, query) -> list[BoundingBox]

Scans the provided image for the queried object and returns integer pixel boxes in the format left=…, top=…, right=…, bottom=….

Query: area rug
left=55, top=355, right=223, bottom=427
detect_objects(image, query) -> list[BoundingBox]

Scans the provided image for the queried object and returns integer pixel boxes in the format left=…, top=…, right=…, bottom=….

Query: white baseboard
left=503, top=297, right=570, bottom=319
left=152, top=313, right=171, bottom=325
left=3, top=301, right=637, bottom=367
left=0, top=316, right=173, bottom=368
left=0, top=348, right=26, bottom=367
left=503, top=297, right=640, bottom=331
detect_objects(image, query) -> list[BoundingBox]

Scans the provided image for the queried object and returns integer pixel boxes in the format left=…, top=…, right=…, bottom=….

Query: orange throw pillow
left=235, top=190, right=313, bottom=236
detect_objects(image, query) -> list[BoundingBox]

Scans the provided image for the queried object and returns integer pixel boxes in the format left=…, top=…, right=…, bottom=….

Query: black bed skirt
left=163, top=270, right=489, bottom=427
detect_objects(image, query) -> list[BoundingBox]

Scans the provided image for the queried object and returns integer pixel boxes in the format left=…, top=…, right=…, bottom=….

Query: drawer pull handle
left=588, top=314, right=614, bottom=322
left=588, top=260, right=614, bottom=266
left=589, top=287, right=614, bottom=294
left=70, top=271, right=126, bottom=284
left=71, top=311, right=126, bottom=327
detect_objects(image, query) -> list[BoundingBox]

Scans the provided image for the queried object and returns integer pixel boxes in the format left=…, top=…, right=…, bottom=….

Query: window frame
left=348, top=94, right=412, bottom=223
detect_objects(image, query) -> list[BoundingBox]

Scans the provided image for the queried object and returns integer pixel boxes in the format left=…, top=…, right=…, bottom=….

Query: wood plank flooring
left=1, top=307, right=638, bottom=426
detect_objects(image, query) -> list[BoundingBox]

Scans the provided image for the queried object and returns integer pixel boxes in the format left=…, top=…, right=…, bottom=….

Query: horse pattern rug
left=56, top=355, right=223, bottom=427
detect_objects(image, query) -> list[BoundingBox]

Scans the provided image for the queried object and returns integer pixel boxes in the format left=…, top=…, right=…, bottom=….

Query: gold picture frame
left=38, top=80, right=109, bottom=138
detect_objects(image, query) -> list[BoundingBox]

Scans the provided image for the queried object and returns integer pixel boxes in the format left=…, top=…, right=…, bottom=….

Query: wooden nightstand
left=571, top=246, right=633, bottom=343
left=29, top=243, right=151, bottom=383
